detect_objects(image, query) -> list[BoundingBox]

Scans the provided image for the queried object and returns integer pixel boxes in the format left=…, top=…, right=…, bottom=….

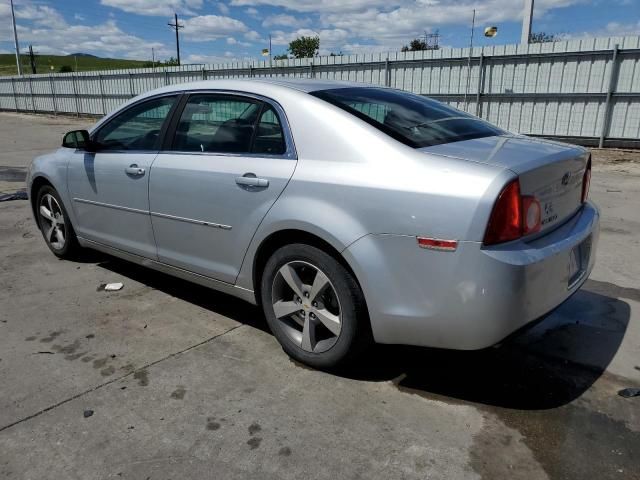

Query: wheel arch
left=251, top=228, right=364, bottom=307
left=29, top=175, right=54, bottom=220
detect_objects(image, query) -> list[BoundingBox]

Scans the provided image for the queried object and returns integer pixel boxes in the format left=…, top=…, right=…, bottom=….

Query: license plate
left=569, top=236, right=591, bottom=287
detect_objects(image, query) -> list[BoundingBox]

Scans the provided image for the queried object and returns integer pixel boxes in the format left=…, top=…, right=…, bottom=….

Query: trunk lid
left=419, top=135, right=589, bottom=235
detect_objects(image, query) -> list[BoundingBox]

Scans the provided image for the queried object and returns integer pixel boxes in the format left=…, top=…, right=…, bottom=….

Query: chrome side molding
left=73, top=198, right=148, bottom=215
left=150, top=211, right=232, bottom=230
left=73, top=198, right=233, bottom=230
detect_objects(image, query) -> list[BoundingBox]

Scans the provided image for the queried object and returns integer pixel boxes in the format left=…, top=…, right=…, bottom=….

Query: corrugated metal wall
left=1, top=35, right=639, bottom=147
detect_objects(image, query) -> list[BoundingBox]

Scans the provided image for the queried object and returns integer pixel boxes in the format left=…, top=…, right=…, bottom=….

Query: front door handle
left=235, top=174, right=269, bottom=188
left=125, top=164, right=145, bottom=176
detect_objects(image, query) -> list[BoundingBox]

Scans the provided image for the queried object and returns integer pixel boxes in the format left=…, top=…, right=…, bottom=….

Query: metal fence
left=1, top=35, right=639, bottom=148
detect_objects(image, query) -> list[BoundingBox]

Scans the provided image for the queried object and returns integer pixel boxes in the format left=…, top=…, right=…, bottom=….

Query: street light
left=484, top=26, right=498, bottom=38
left=464, top=13, right=499, bottom=111
left=463, top=9, right=476, bottom=110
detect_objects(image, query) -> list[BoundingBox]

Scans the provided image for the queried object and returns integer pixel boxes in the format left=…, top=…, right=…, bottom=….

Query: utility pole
left=168, top=13, right=184, bottom=66
left=521, top=0, right=534, bottom=44
left=28, top=45, right=37, bottom=75
left=152, top=47, right=155, bottom=68
left=10, top=0, right=23, bottom=76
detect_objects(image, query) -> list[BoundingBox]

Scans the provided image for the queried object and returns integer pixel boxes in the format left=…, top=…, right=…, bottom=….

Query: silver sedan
left=27, top=79, right=599, bottom=368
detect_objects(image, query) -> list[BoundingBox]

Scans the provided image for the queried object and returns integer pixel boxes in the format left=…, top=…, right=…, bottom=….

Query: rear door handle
left=125, top=164, right=145, bottom=176
left=235, top=175, right=269, bottom=188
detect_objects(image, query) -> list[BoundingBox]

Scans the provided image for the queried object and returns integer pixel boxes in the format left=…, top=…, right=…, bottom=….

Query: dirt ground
left=591, top=148, right=640, bottom=165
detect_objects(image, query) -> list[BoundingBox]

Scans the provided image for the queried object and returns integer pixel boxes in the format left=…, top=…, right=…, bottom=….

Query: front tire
left=261, top=243, right=370, bottom=369
left=36, top=185, right=80, bottom=259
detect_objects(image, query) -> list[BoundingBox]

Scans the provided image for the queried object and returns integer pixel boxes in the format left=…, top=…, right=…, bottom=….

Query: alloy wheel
left=39, top=193, right=66, bottom=250
left=271, top=260, right=342, bottom=353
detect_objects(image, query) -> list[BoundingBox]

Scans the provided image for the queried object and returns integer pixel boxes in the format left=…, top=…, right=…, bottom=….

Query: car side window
left=172, top=95, right=261, bottom=153
left=252, top=105, right=286, bottom=155
left=94, top=96, right=177, bottom=151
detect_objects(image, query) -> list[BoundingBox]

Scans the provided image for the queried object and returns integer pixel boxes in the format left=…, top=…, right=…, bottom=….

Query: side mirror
left=62, top=130, right=95, bottom=151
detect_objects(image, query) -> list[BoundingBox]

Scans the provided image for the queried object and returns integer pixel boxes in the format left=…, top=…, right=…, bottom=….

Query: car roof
left=147, top=78, right=379, bottom=96
left=93, top=78, right=381, bottom=132
left=245, top=78, right=378, bottom=92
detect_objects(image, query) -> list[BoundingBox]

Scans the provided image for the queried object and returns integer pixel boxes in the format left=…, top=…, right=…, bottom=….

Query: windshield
left=310, top=87, right=504, bottom=148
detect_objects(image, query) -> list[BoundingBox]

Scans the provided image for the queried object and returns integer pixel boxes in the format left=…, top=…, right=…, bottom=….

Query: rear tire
left=36, top=185, right=80, bottom=259
left=261, top=243, right=370, bottom=369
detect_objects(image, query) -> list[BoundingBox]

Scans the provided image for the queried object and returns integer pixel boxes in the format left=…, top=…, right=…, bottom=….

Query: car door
left=149, top=92, right=297, bottom=284
left=67, top=94, right=178, bottom=258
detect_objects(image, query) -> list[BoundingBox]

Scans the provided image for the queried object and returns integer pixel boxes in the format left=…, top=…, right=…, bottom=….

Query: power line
left=167, top=13, right=184, bottom=66
left=53, top=2, right=177, bottom=32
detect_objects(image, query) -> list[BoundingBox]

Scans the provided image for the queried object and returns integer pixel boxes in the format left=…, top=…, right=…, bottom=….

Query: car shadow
left=69, top=248, right=112, bottom=264
left=93, top=254, right=270, bottom=334
left=92, top=254, right=631, bottom=411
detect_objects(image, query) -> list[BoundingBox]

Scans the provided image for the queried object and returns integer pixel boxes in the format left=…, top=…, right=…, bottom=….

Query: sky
left=1, top=0, right=639, bottom=64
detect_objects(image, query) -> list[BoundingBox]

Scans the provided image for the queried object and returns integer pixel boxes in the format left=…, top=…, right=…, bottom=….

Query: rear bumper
left=343, top=201, right=600, bottom=350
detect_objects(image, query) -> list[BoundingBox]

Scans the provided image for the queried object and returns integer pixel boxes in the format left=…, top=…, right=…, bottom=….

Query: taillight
left=483, top=179, right=541, bottom=245
left=582, top=157, right=591, bottom=203
left=484, top=179, right=522, bottom=245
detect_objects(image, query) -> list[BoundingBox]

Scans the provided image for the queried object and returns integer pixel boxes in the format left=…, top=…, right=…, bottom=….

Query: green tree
left=273, top=53, right=289, bottom=60
left=401, top=37, right=439, bottom=52
left=164, top=56, right=180, bottom=66
left=529, top=32, right=560, bottom=43
left=58, top=65, right=73, bottom=73
left=410, top=38, right=428, bottom=51
left=288, top=36, right=320, bottom=59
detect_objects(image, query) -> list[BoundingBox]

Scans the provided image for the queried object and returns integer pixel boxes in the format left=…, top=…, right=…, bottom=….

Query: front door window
left=94, top=96, right=177, bottom=151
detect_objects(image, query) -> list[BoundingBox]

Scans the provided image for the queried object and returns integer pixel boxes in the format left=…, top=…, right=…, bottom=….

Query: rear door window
left=252, top=105, right=286, bottom=155
left=310, top=87, right=503, bottom=148
left=171, top=94, right=261, bottom=153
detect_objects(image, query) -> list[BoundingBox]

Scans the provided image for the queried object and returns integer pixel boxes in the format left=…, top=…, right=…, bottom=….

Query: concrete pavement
left=0, top=111, right=638, bottom=479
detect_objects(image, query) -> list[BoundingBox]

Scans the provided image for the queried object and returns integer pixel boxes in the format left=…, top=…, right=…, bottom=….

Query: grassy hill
left=0, top=54, right=151, bottom=76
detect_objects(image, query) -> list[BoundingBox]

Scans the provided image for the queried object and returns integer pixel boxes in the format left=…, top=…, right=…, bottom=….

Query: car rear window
left=309, top=87, right=504, bottom=148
